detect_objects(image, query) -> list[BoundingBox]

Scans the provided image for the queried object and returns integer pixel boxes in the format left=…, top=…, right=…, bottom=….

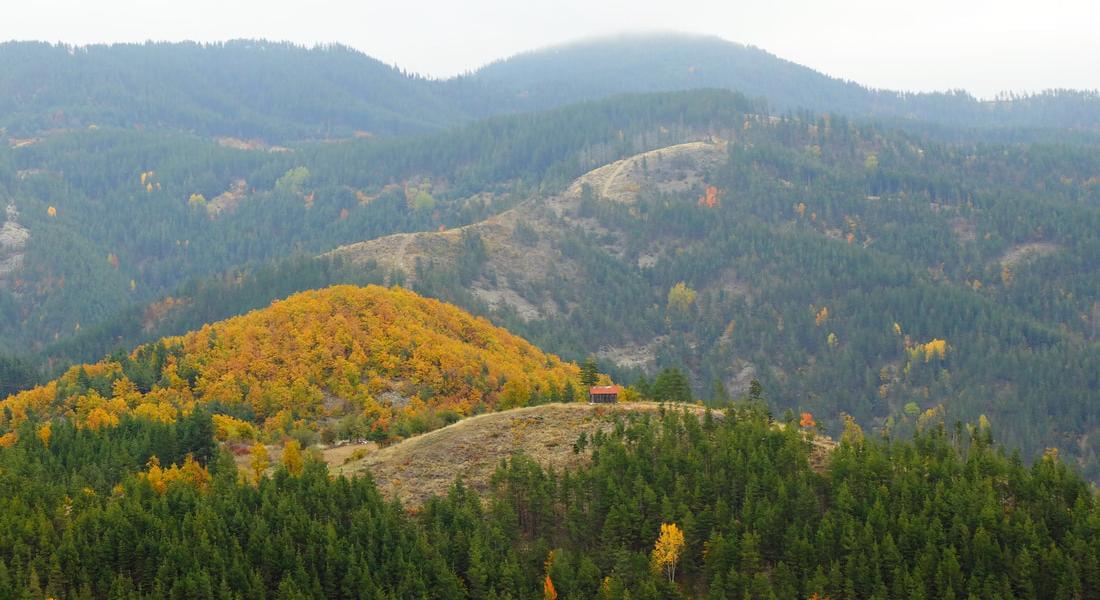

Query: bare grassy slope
left=325, top=139, right=728, bottom=322
left=333, top=402, right=834, bottom=507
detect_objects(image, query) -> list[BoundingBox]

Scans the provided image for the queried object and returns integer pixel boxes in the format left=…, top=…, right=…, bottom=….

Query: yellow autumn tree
left=36, top=423, right=51, bottom=447
left=112, top=377, right=142, bottom=407
left=212, top=414, right=256, bottom=441
left=499, top=379, right=530, bottom=410
left=667, top=282, right=697, bottom=317
left=921, top=339, right=948, bottom=361
left=142, top=456, right=168, bottom=494
left=250, top=442, right=269, bottom=484
left=651, top=523, right=685, bottom=583
left=132, top=401, right=177, bottom=424
left=178, top=454, right=211, bottom=492
left=282, top=439, right=304, bottom=476
left=814, top=306, right=829, bottom=326
left=908, top=339, right=948, bottom=363
left=85, top=406, right=120, bottom=430
left=917, top=405, right=946, bottom=432
left=139, top=455, right=210, bottom=495
left=618, top=386, right=640, bottom=403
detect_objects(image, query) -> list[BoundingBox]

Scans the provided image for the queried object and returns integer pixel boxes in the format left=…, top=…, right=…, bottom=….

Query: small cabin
left=588, top=385, right=620, bottom=404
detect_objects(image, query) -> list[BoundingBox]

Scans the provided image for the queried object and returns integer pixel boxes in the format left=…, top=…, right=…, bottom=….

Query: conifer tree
left=580, top=357, right=599, bottom=389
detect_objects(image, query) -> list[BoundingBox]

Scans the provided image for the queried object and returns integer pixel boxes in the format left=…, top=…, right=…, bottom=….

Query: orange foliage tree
left=543, top=575, right=557, bottom=600
left=698, top=185, right=720, bottom=208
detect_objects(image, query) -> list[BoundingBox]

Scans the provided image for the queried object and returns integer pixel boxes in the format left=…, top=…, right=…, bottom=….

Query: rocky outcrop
left=0, top=204, right=29, bottom=283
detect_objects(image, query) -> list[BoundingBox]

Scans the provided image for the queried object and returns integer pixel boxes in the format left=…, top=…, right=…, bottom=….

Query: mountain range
left=2, top=33, right=1100, bottom=471
left=3, top=33, right=1099, bottom=142
left=2, top=30, right=1100, bottom=598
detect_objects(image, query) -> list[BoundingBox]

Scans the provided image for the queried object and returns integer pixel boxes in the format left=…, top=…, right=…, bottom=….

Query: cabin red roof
left=589, top=385, right=621, bottom=395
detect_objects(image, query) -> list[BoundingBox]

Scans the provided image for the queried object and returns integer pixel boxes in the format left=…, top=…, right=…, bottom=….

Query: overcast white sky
left=4, top=0, right=1098, bottom=98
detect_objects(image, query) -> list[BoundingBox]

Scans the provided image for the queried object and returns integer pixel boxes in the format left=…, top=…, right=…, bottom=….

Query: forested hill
left=4, top=35, right=1100, bottom=142
left=0, top=41, right=493, bottom=140
left=472, top=33, right=1100, bottom=132
left=0, top=285, right=580, bottom=443
left=0, top=90, right=758, bottom=357
left=473, top=33, right=870, bottom=114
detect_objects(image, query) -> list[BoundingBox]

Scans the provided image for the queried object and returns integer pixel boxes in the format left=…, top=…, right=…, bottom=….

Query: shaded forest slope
left=328, top=127, right=1100, bottom=479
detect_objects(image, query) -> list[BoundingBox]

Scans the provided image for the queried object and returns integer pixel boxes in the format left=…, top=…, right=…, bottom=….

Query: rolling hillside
left=473, top=33, right=1100, bottom=132
left=3, top=34, right=1098, bottom=143
left=0, top=40, right=484, bottom=140
left=0, top=285, right=580, bottom=442
left=327, top=123, right=1100, bottom=478
left=0, top=90, right=756, bottom=356
left=473, top=33, right=873, bottom=115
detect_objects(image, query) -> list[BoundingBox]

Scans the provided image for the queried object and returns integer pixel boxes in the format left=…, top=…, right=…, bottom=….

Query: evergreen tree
left=653, top=367, right=692, bottom=403
left=580, top=357, right=600, bottom=389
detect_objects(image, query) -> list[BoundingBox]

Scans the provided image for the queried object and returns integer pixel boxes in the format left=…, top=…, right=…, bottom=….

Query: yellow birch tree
left=282, top=439, right=304, bottom=476
left=250, top=442, right=269, bottom=484
left=651, top=523, right=685, bottom=583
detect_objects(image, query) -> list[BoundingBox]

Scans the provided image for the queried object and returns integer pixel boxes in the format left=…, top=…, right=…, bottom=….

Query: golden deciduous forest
left=0, top=285, right=580, bottom=442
